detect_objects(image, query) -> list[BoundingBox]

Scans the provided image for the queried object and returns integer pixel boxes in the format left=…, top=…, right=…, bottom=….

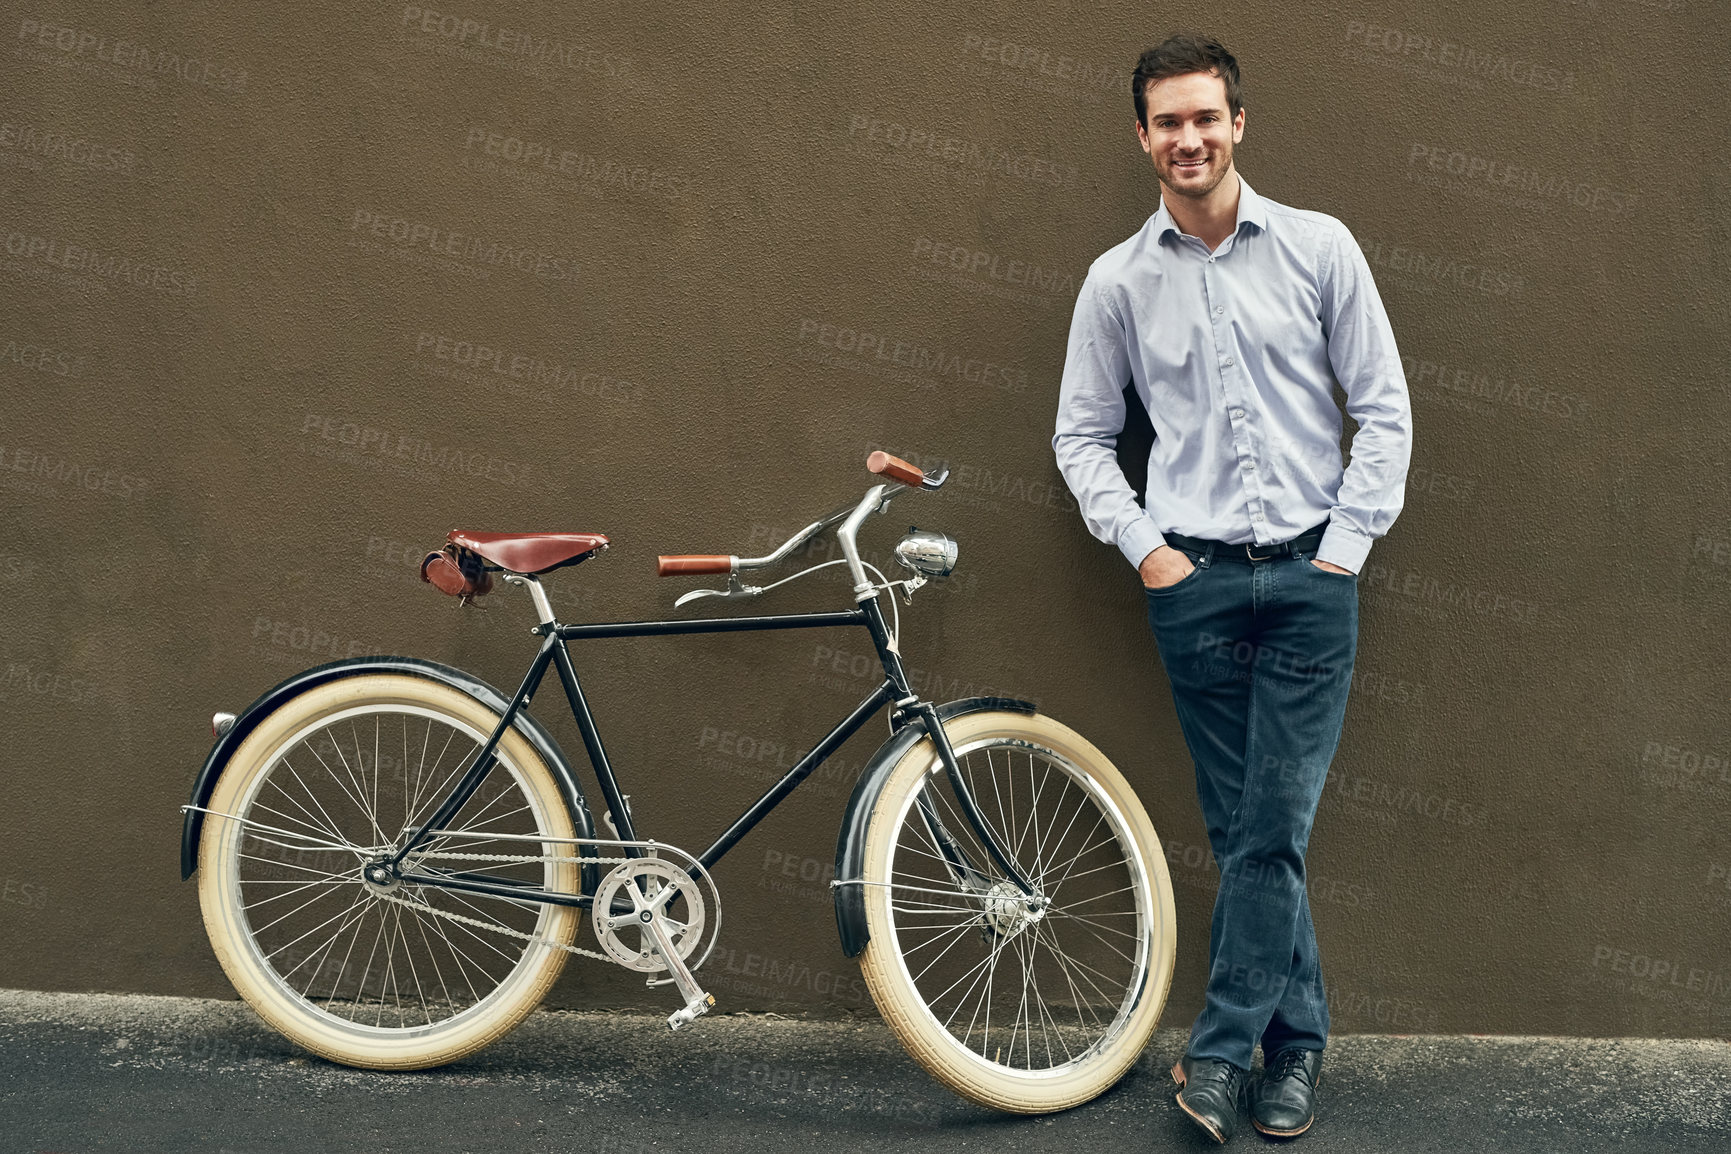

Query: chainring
left=592, top=857, right=708, bottom=973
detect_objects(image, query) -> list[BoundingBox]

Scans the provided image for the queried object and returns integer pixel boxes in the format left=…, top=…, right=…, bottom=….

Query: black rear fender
left=179, top=656, right=596, bottom=882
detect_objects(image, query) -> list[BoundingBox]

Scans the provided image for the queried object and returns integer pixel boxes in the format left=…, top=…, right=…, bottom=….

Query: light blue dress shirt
left=1052, top=175, right=1412, bottom=575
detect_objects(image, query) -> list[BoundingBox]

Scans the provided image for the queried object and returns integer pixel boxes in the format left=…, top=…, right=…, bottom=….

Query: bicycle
left=179, top=451, right=1178, bottom=1113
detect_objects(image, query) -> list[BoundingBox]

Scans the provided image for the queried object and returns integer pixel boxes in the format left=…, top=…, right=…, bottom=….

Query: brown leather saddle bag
left=420, top=543, right=495, bottom=599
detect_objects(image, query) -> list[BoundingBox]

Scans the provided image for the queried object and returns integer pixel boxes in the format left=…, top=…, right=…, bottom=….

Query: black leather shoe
left=1251, top=1046, right=1322, bottom=1138
left=1171, top=1054, right=1248, bottom=1144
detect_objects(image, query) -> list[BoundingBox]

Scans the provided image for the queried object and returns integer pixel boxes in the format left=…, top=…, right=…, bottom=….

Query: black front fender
left=832, top=696, right=1035, bottom=958
left=180, top=656, right=595, bottom=880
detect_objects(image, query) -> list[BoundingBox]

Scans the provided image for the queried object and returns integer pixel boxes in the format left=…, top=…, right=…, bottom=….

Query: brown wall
left=3, top=0, right=1728, bottom=1036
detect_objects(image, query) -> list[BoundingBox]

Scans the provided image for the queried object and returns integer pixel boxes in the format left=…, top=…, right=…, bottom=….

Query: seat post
left=503, top=574, right=557, bottom=625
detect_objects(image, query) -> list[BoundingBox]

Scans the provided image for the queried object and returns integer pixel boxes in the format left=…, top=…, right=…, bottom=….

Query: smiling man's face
left=1136, top=69, right=1245, bottom=200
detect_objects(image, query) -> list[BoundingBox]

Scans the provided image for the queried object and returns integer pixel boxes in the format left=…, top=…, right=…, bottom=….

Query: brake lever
left=673, top=572, right=763, bottom=609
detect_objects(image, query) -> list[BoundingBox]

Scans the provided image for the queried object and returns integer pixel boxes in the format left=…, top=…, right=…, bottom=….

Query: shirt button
left=1215, top=306, right=1224, bottom=315
left=1230, top=408, right=1245, bottom=418
left=1253, top=513, right=1265, bottom=521
left=1224, top=357, right=1235, bottom=366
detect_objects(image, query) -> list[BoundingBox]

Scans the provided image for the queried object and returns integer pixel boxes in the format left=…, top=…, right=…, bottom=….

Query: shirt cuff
left=1118, top=516, right=1168, bottom=571
left=1315, top=522, right=1373, bottom=574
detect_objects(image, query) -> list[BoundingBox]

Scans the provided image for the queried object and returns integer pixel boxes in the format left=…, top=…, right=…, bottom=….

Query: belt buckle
left=1245, top=541, right=1280, bottom=562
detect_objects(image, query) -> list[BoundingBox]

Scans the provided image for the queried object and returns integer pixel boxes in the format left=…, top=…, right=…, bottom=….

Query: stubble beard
left=1157, top=139, right=1235, bottom=202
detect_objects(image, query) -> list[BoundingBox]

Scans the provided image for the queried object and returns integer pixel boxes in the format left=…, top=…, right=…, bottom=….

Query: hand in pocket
left=1140, top=546, right=1196, bottom=589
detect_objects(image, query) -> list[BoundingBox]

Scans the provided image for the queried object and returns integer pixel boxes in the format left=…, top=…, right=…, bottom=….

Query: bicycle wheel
left=857, top=710, right=1176, bottom=1113
left=196, top=672, right=582, bottom=1069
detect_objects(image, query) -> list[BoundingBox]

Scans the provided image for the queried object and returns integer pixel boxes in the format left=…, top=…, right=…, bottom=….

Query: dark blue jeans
left=1143, top=539, right=1358, bottom=1072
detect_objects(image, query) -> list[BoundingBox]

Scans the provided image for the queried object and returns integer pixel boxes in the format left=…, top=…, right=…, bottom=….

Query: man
left=1052, top=33, right=1412, bottom=1144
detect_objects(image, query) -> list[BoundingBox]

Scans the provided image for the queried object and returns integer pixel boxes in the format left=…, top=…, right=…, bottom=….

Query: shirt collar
left=1151, top=174, right=1268, bottom=244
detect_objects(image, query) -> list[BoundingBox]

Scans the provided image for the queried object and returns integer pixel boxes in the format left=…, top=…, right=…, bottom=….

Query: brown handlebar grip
left=657, top=555, right=733, bottom=577
left=867, top=450, right=925, bottom=488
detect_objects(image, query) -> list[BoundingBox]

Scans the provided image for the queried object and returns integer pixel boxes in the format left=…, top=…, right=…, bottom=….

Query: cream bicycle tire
left=857, top=710, right=1176, bottom=1113
left=197, top=672, right=580, bottom=1070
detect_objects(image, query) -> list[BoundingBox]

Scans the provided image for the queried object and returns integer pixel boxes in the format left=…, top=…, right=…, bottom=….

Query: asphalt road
left=2, top=989, right=1727, bottom=1153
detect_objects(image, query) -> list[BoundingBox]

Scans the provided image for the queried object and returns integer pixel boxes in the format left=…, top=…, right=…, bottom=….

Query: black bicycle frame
left=380, top=593, right=1034, bottom=911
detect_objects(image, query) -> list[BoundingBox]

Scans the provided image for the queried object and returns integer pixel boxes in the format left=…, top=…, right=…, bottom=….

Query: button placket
left=1206, top=257, right=1263, bottom=536
left=1205, top=260, right=1240, bottom=431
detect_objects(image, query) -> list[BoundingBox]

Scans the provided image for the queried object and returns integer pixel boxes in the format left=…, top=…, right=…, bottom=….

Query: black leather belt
left=1162, top=520, right=1329, bottom=564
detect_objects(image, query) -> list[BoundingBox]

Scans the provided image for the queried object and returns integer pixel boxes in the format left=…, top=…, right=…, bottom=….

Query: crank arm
left=642, top=914, right=714, bottom=1030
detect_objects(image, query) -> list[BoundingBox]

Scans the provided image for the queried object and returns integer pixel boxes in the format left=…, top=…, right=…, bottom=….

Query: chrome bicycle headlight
left=894, top=527, right=958, bottom=578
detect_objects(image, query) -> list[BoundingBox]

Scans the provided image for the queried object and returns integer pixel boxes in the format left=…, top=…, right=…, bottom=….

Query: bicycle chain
left=370, top=887, right=618, bottom=963
left=414, top=850, right=634, bottom=866
left=372, top=849, right=689, bottom=966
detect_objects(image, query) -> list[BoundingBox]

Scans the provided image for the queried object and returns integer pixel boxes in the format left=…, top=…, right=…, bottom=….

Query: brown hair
left=1131, top=33, right=1243, bottom=127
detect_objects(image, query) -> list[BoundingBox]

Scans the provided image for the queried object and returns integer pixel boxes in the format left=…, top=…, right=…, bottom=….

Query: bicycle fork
left=860, top=587, right=1037, bottom=901
left=908, top=701, right=1038, bottom=898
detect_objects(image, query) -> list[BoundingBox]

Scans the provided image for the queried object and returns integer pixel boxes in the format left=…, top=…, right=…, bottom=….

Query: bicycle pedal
left=667, top=992, right=715, bottom=1032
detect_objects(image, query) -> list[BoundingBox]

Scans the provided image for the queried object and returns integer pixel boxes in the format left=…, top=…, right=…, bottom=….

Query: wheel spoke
left=307, top=893, right=373, bottom=1005
left=245, top=798, right=355, bottom=848
left=1045, top=855, right=1133, bottom=891
left=1037, top=917, right=1127, bottom=1002
left=237, top=853, right=355, bottom=881
left=274, top=755, right=361, bottom=854
left=307, top=734, right=381, bottom=846
left=1029, top=919, right=1107, bottom=1030
left=876, top=735, right=1155, bottom=1078
left=1031, top=781, right=1095, bottom=888
left=1047, top=908, right=1139, bottom=968
left=410, top=901, right=485, bottom=1007
left=908, top=919, right=987, bottom=983
left=240, top=874, right=352, bottom=911
left=401, top=727, right=467, bottom=835
left=288, top=888, right=372, bottom=993
left=1040, top=814, right=1111, bottom=896
left=407, top=904, right=457, bottom=1013
left=221, top=697, right=572, bottom=1038
left=1052, top=882, right=1140, bottom=912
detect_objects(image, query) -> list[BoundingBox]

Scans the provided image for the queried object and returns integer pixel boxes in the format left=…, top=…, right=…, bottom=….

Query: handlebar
left=866, top=450, right=924, bottom=488
left=657, top=451, right=950, bottom=595
left=656, top=555, right=732, bottom=576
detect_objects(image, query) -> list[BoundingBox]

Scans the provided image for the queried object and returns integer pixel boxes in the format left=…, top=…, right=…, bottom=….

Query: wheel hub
left=361, top=860, right=402, bottom=894
left=980, top=881, right=1045, bottom=937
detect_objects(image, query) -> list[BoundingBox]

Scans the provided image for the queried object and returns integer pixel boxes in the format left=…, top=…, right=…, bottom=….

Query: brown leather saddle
left=420, top=530, right=610, bottom=599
